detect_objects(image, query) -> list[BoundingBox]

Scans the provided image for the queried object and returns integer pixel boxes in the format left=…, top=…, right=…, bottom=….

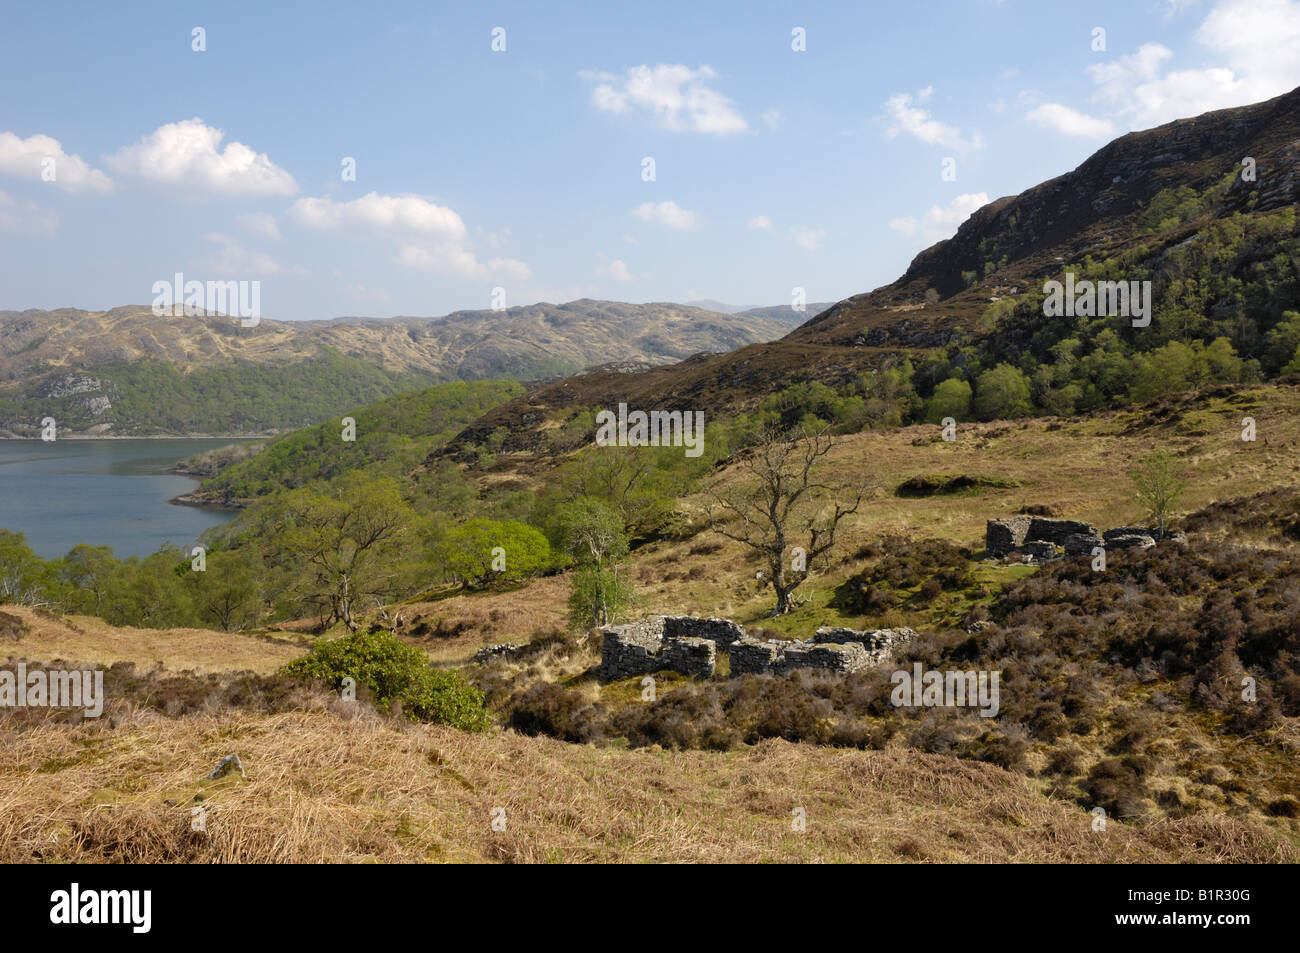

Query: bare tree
left=706, top=425, right=869, bottom=614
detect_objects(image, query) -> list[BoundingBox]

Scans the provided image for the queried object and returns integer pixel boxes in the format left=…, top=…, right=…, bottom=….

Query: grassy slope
left=2, top=709, right=1287, bottom=863
left=4, top=383, right=1300, bottom=863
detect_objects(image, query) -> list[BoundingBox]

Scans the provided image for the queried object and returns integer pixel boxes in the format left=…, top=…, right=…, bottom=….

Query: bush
left=283, top=628, right=490, bottom=731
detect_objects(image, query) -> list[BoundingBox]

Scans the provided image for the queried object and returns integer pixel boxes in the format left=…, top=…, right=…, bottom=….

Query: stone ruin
left=599, top=616, right=741, bottom=681
left=730, top=626, right=916, bottom=677
left=986, top=516, right=1186, bottom=563
left=598, top=615, right=914, bottom=682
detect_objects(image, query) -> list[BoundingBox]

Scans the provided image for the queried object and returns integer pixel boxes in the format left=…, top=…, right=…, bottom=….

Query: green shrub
left=283, top=628, right=490, bottom=731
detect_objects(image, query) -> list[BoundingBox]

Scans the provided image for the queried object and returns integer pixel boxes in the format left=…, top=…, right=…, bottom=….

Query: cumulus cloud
left=883, top=87, right=982, bottom=151
left=0, top=131, right=113, bottom=194
left=633, top=200, right=699, bottom=229
left=747, top=215, right=772, bottom=230
left=597, top=258, right=634, bottom=281
left=292, top=190, right=522, bottom=283
left=289, top=191, right=467, bottom=238
left=395, top=242, right=529, bottom=281
left=790, top=227, right=827, bottom=251
left=0, top=189, right=57, bottom=236
left=582, top=64, right=748, bottom=134
left=889, top=192, right=990, bottom=244
left=1085, top=0, right=1300, bottom=129
left=1026, top=103, right=1117, bottom=137
left=105, top=119, right=297, bottom=197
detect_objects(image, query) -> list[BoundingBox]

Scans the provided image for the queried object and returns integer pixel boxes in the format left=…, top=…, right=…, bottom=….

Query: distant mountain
left=0, top=299, right=792, bottom=436
left=687, top=299, right=831, bottom=321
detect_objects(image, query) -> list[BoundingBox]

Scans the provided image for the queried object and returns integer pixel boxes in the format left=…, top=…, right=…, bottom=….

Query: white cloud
left=294, top=191, right=521, bottom=284
left=0, top=189, right=57, bottom=236
left=200, top=232, right=286, bottom=276
left=582, top=64, right=748, bottom=134
left=289, top=191, right=467, bottom=238
left=0, top=131, right=113, bottom=194
left=747, top=215, right=772, bottom=230
left=488, top=258, right=532, bottom=281
left=633, top=200, right=699, bottom=229
left=238, top=211, right=281, bottom=239
left=790, top=227, right=827, bottom=251
left=761, top=109, right=781, bottom=130
left=597, top=258, right=634, bottom=281
left=106, top=119, right=297, bottom=197
left=1026, top=103, right=1117, bottom=138
left=395, top=243, right=529, bottom=282
left=889, top=192, right=990, bottom=244
left=883, top=87, right=982, bottom=151
left=1085, top=0, right=1300, bottom=129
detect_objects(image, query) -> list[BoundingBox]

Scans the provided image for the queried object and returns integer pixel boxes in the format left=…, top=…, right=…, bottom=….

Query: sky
left=3, top=0, right=1300, bottom=320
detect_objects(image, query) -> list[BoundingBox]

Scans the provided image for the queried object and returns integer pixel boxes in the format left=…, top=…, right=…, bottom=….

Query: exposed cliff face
left=437, top=85, right=1300, bottom=458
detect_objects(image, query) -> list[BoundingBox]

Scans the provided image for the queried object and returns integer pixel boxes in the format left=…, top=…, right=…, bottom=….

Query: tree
left=554, top=498, right=632, bottom=629
left=257, top=472, right=413, bottom=630
left=706, top=426, right=869, bottom=614
left=925, top=377, right=972, bottom=423
left=57, top=543, right=117, bottom=614
left=186, top=548, right=262, bottom=631
left=441, top=518, right=555, bottom=588
left=1130, top=450, right=1187, bottom=537
left=0, top=531, right=54, bottom=607
left=973, top=363, right=1033, bottom=420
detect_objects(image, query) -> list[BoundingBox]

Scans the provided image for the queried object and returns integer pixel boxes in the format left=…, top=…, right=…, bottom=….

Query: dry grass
left=2, top=607, right=310, bottom=674
left=1, top=707, right=1290, bottom=864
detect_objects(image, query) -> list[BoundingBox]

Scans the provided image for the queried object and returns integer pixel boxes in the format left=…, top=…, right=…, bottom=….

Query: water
left=0, top=439, right=244, bottom=559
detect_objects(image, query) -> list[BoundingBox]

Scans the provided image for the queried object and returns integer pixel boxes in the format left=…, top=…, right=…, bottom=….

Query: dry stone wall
left=600, top=618, right=916, bottom=681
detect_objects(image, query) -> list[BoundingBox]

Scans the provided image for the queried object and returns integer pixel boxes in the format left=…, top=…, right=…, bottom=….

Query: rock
left=986, top=517, right=1031, bottom=556
left=206, top=754, right=246, bottom=780
left=1107, top=533, right=1156, bottom=550
left=474, top=643, right=521, bottom=664
left=1103, top=526, right=1154, bottom=542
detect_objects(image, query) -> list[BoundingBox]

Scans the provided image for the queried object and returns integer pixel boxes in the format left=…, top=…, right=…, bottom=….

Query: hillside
left=437, top=85, right=1300, bottom=458
left=0, top=300, right=791, bottom=436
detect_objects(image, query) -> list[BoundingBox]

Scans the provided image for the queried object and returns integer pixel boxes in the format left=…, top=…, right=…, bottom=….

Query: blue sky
left=3, top=0, right=1300, bottom=320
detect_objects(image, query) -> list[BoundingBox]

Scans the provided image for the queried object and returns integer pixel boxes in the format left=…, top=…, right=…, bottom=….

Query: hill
left=437, top=85, right=1300, bottom=458
left=0, top=299, right=791, bottom=436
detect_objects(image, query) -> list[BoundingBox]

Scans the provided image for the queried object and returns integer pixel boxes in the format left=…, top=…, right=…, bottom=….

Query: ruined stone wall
left=599, top=616, right=730, bottom=680
left=731, top=626, right=915, bottom=677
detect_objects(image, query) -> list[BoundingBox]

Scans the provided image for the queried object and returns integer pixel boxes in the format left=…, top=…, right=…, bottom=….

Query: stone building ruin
left=598, top=615, right=915, bottom=682
left=986, top=516, right=1186, bottom=562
